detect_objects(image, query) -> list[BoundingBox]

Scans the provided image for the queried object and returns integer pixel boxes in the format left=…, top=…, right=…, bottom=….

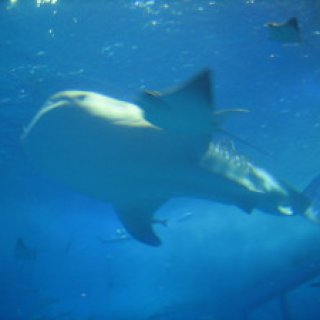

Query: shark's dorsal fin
left=115, top=200, right=165, bottom=246
left=158, top=68, right=214, bottom=111
left=287, top=17, right=299, bottom=31
left=137, top=69, right=216, bottom=135
left=137, top=69, right=249, bottom=140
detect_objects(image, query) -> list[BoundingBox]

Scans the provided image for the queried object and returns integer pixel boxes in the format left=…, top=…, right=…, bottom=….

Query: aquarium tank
left=1, top=1, right=320, bottom=319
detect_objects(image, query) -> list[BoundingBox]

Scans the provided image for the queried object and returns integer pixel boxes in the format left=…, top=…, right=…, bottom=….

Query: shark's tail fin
left=302, top=174, right=320, bottom=223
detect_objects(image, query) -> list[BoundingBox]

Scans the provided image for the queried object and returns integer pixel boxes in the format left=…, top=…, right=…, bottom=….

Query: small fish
left=265, top=17, right=301, bottom=44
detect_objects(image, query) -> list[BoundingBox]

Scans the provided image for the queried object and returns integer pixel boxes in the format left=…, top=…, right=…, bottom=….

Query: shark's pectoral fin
left=115, top=201, right=165, bottom=247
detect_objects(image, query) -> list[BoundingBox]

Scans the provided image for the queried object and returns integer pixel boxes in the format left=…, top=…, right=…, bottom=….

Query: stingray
left=22, top=69, right=317, bottom=246
left=265, top=17, right=302, bottom=44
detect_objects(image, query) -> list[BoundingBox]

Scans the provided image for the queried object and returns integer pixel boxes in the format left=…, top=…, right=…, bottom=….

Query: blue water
left=1, top=0, right=320, bottom=319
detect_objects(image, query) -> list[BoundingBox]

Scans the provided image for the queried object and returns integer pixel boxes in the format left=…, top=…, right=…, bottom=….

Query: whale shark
left=22, top=69, right=317, bottom=246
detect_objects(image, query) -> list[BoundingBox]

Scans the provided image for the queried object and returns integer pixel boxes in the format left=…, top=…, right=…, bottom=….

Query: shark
left=22, top=69, right=318, bottom=246
left=265, top=17, right=302, bottom=44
